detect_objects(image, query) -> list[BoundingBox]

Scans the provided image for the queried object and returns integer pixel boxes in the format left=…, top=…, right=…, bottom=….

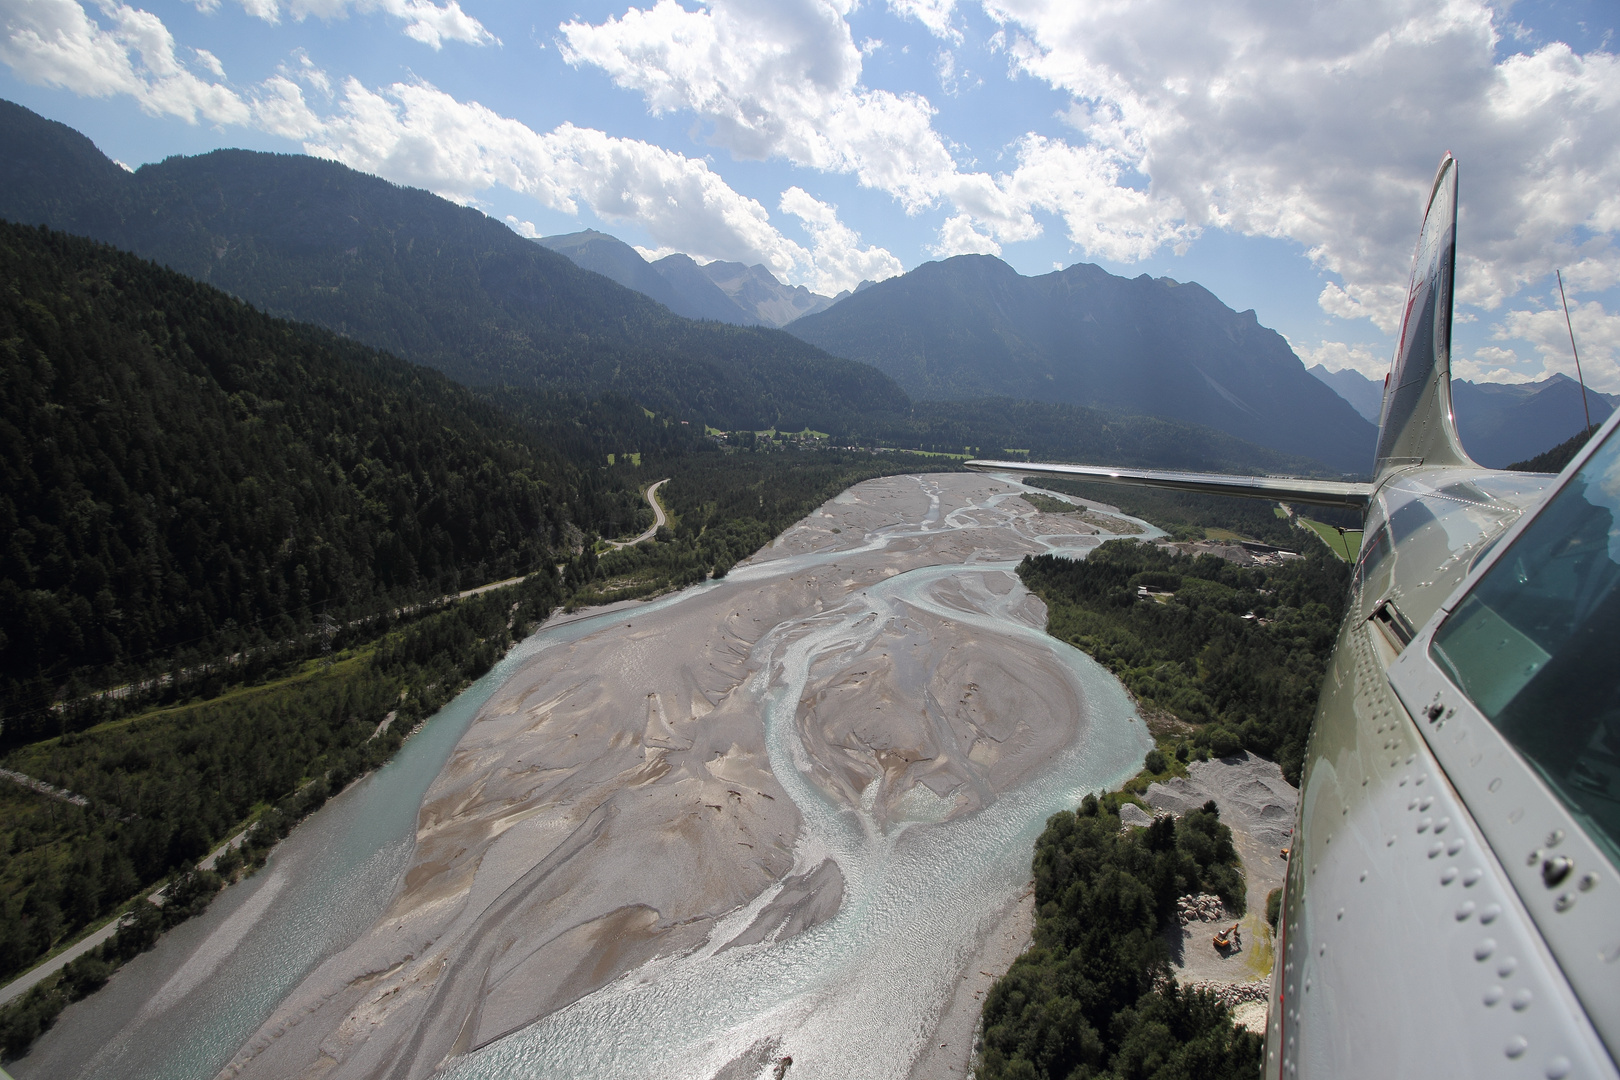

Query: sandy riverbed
left=203, top=472, right=1149, bottom=1080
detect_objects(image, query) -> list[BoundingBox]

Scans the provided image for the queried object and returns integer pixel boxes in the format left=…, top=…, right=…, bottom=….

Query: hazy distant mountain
left=539, top=228, right=842, bottom=327
left=1307, top=364, right=1384, bottom=422
left=691, top=258, right=840, bottom=326
left=1307, top=363, right=1614, bottom=468
left=536, top=230, right=751, bottom=323
left=0, top=99, right=906, bottom=433
left=787, top=255, right=1376, bottom=474
left=1451, top=375, right=1613, bottom=468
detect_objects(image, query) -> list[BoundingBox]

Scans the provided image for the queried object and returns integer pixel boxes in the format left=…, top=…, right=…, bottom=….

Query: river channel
left=17, top=472, right=1155, bottom=1080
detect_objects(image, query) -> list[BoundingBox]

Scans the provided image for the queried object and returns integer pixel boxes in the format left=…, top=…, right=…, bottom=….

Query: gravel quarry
left=1143, top=752, right=1299, bottom=1010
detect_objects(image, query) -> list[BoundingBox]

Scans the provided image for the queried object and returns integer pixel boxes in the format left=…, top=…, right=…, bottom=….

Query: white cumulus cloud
left=0, top=0, right=249, bottom=124
left=1294, top=339, right=1389, bottom=379
left=982, top=0, right=1620, bottom=332
left=555, top=0, right=1214, bottom=267
left=1453, top=345, right=1537, bottom=383
left=890, top=0, right=960, bottom=44
left=207, top=0, right=495, bottom=48
left=1497, top=297, right=1620, bottom=391
left=779, top=186, right=902, bottom=292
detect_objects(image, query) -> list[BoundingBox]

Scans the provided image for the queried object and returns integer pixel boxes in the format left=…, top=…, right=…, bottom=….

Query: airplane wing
left=964, top=459, right=1374, bottom=510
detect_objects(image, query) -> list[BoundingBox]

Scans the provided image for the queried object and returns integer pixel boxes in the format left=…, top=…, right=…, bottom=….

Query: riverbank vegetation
left=977, top=795, right=1261, bottom=1080
left=0, top=574, right=560, bottom=1058
left=1019, top=540, right=1348, bottom=785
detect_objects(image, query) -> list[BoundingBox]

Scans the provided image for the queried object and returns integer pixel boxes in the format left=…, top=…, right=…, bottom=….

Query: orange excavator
left=1213, top=922, right=1241, bottom=951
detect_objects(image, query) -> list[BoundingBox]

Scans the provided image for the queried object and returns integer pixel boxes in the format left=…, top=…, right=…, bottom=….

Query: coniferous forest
left=0, top=221, right=653, bottom=743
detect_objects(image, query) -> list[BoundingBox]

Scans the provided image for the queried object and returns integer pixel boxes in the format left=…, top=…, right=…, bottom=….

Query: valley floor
left=19, top=473, right=1153, bottom=1080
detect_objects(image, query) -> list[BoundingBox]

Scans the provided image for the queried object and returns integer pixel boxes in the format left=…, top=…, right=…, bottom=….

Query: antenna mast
left=1556, top=269, right=1594, bottom=436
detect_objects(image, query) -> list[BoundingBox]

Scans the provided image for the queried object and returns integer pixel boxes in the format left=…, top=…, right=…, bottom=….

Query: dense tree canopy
left=978, top=796, right=1262, bottom=1080
left=0, top=222, right=651, bottom=737
left=1019, top=541, right=1349, bottom=784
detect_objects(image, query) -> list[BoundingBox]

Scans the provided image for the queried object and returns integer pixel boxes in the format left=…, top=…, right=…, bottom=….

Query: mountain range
left=784, top=255, right=1378, bottom=474
left=1307, top=364, right=1614, bottom=468
left=538, top=230, right=848, bottom=327
left=0, top=100, right=902, bottom=435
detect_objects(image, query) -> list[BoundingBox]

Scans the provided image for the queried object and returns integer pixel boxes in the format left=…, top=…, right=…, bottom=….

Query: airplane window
left=1431, top=425, right=1620, bottom=869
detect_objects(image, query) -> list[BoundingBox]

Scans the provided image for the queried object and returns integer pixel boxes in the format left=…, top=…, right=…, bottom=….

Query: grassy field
left=1299, top=517, right=1362, bottom=561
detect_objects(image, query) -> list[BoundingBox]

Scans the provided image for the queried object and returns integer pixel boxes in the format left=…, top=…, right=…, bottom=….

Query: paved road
left=607, top=478, right=670, bottom=549
left=0, top=828, right=251, bottom=1008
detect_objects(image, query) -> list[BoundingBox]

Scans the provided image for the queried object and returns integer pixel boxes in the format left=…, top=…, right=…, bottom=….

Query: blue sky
left=2, top=0, right=1617, bottom=389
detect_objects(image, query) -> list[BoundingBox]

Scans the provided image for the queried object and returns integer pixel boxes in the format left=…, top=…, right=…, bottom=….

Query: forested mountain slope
left=0, top=100, right=905, bottom=434
left=788, top=255, right=1376, bottom=474
left=0, top=222, right=648, bottom=740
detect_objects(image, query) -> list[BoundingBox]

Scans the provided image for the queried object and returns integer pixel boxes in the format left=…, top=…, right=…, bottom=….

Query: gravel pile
left=1184, top=980, right=1271, bottom=1008
left=1143, top=750, right=1298, bottom=851
left=1176, top=893, right=1229, bottom=925
left=1118, top=802, right=1155, bottom=829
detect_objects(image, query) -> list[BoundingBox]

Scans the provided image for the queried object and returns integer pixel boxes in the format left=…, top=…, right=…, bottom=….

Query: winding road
left=607, top=478, right=669, bottom=548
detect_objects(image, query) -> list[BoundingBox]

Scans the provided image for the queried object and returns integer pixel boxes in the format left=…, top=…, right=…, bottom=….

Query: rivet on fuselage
left=1455, top=900, right=1475, bottom=920
left=1484, top=985, right=1504, bottom=1006
left=1441, top=867, right=1458, bottom=885
left=1504, top=1035, right=1528, bottom=1059
left=1511, top=988, right=1533, bottom=1011
left=1475, top=939, right=1497, bottom=961
left=1463, top=868, right=1482, bottom=887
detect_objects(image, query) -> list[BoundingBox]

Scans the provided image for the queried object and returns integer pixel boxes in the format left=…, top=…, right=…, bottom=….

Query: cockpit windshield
left=1431, top=424, right=1620, bottom=869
